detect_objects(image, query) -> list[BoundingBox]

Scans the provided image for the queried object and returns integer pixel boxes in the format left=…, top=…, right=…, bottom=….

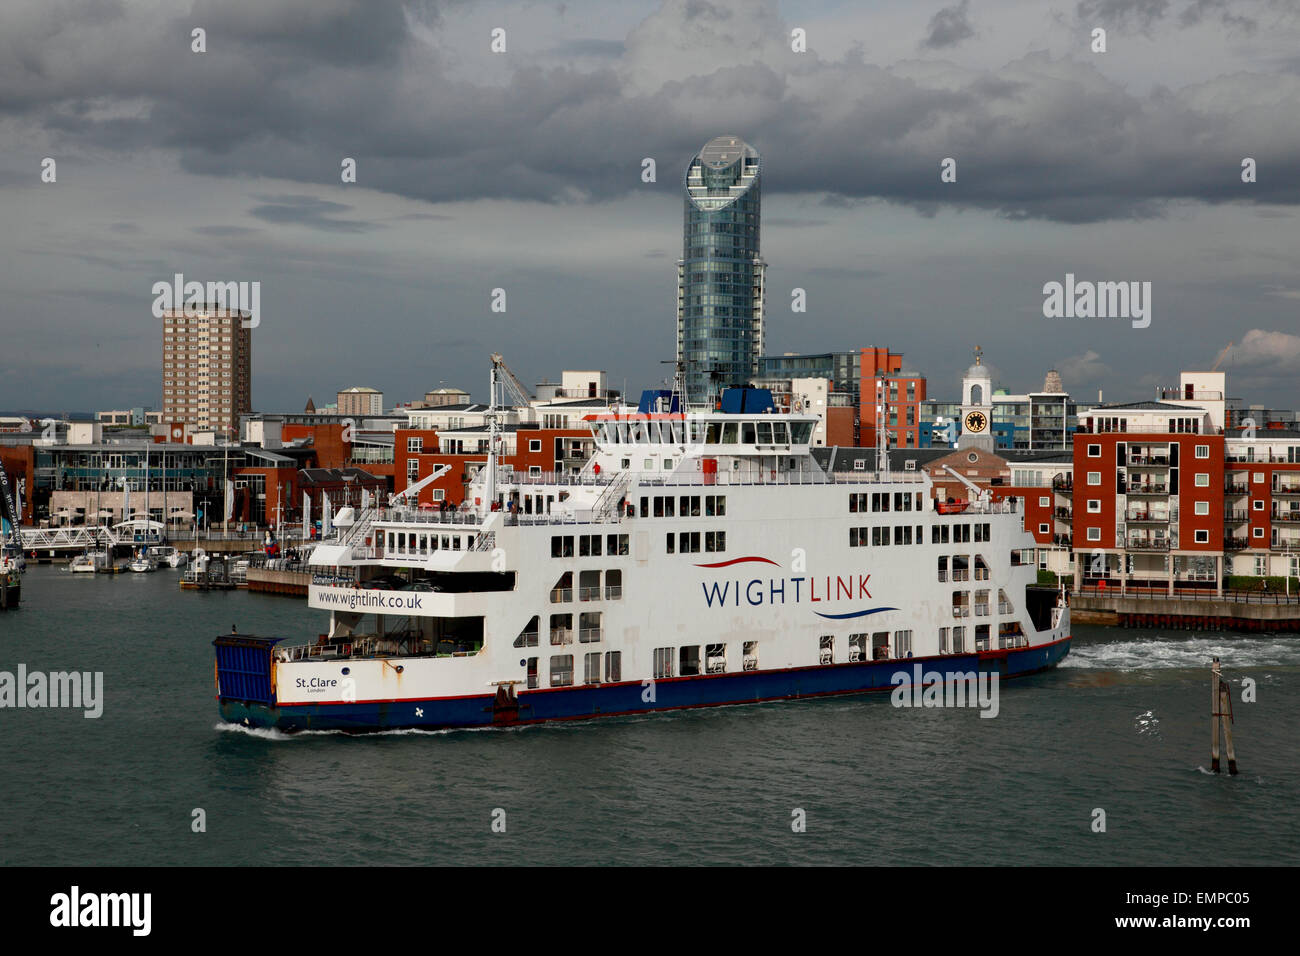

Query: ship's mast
left=483, top=357, right=499, bottom=518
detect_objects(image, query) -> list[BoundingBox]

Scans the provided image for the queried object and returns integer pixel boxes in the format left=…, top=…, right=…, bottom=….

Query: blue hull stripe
left=219, top=639, right=1071, bottom=733
left=814, top=606, right=898, bottom=620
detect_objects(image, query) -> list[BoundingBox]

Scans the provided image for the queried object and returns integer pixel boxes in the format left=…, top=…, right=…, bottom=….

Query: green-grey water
left=1, top=564, right=1297, bottom=865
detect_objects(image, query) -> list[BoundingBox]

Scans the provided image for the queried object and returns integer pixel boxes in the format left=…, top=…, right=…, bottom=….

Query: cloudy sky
left=2, top=0, right=1299, bottom=415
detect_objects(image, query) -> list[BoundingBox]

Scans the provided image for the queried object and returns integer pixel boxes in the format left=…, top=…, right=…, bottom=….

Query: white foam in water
left=215, top=721, right=509, bottom=741
left=1063, top=635, right=1300, bottom=671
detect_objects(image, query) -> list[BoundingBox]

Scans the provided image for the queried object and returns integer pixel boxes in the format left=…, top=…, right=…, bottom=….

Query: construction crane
left=1210, top=341, right=1233, bottom=372
left=489, top=353, right=535, bottom=409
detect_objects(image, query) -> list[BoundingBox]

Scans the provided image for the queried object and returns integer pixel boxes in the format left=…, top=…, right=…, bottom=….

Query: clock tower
left=959, top=346, right=995, bottom=451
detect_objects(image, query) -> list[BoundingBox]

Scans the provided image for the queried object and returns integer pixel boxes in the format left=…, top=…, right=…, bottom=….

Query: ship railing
left=604, top=585, right=622, bottom=600
left=952, top=606, right=970, bottom=618
left=549, top=628, right=573, bottom=645
left=998, top=602, right=1013, bottom=614
left=577, top=587, right=601, bottom=601
left=578, top=627, right=603, bottom=643
left=376, top=509, right=485, bottom=526
left=974, top=605, right=991, bottom=616
left=549, top=588, right=573, bottom=603
left=937, top=570, right=947, bottom=581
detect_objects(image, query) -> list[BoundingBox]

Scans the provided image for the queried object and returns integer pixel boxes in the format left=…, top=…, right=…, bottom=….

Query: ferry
left=214, top=376, right=1070, bottom=732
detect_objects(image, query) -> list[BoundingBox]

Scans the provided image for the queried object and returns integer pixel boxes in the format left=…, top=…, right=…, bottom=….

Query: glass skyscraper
left=676, top=135, right=765, bottom=404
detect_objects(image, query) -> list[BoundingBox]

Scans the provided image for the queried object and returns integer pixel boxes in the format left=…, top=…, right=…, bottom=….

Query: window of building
left=1087, top=528, right=1101, bottom=542
left=1195, top=530, right=1209, bottom=544
left=1195, top=445, right=1209, bottom=458
left=1086, top=500, right=1101, bottom=513
left=1253, top=500, right=1264, bottom=511
left=1087, top=444, right=1101, bottom=457
left=1195, top=473, right=1209, bottom=487
left=1087, top=472, right=1101, bottom=485
left=1195, top=501, right=1209, bottom=516
left=529, top=439, right=541, bottom=453
left=1039, top=496, right=1049, bottom=507
left=1253, top=527, right=1264, bottom=539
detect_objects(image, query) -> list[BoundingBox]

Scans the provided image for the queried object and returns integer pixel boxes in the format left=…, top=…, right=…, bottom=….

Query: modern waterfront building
left=161, top=304, right=252, bottom=435
left=676, top=135, right=765, bottom=405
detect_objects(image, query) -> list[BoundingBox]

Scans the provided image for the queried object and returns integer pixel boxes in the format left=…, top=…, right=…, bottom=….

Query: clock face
left=964, top=411, right=987, bottom=433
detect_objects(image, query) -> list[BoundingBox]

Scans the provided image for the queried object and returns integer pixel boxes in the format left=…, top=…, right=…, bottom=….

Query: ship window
left=679, top=646, right=701, bottom=676
left=549, top=654, right=574, bottom=687
left=666, top=533, right=675, bottom=554
left=653, top=647, right=675, bottom=679
left=721, top=423, right=738, bottom=444
left=604, top=651, right=622, bottom=682
left=706, top=643, right=726, bottom=673
left=606, top=534, right=629, bottom=555
left=526, top=658, right=538, bottom=689
left=653, top=496, right=665, bottom=517
left=938, top=628, right=950, bottom=654
left=848, top=633, right=866, bottom=661
left=952, top=627, right=965, bottom=653
left=743, top=641, right=758, bottom=671
left=819, top=635, right=833, bottom=664
left=757, top=422, right=773, bottom=444
left=872, top=632, right=890, bottom=659
left=583, top=652, right=601, bottom=684
left=773, top=421, right=789, bottom=444
left=705, top=531, right=726, bottom=552
left=705, top=422, right=722, bottom=444
left=742, top=422, right=756, bottom=443
left=514, top=616, right=540, bottom=648
left=895, top=630, right=913, bottom=657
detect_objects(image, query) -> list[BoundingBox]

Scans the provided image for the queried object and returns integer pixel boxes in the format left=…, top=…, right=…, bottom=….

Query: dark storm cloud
left=192, top=225, right=261, bottom=237
left=1075, top=0, right=1171, bottom=29
left=247, top=195, right=378, bottom=233
left=921, top=0, right=975, bottom=50
left=1, top=0, right=1299, bottom=225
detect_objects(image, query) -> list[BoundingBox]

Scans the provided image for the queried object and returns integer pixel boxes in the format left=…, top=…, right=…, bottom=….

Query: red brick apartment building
left=859, top=346, right=927, bottom=449
left=1069, top=401, right=1226, bottom=592
left=396, top=423, right=596, bottom=508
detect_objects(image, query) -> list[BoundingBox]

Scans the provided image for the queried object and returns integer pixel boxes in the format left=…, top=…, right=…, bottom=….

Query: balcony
left=1054, top=507, right=1072, bottom=521
left=1224, top=537, right=1249, bottom=551
left=1126, top=538, right=1172, bottom=551
left=549, top=628, right=573, bottom=646
left=1272, top=511, right=1300, bottom=523
left=1273, top=481, right=1300, bottom=496
left=1127, top=484, right=1168, bottom=495
left=1052, top=478, right=1073, bottom=492
left=1225, top=482, right=1249, bottom=494
left=1126, top=455, right=1170, bottom=467
left=1125, top=510, right=1175, bottom=523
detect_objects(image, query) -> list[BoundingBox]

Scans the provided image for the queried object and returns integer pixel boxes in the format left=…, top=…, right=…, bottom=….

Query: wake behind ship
left=214, top=381, right=1069, bottom=732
